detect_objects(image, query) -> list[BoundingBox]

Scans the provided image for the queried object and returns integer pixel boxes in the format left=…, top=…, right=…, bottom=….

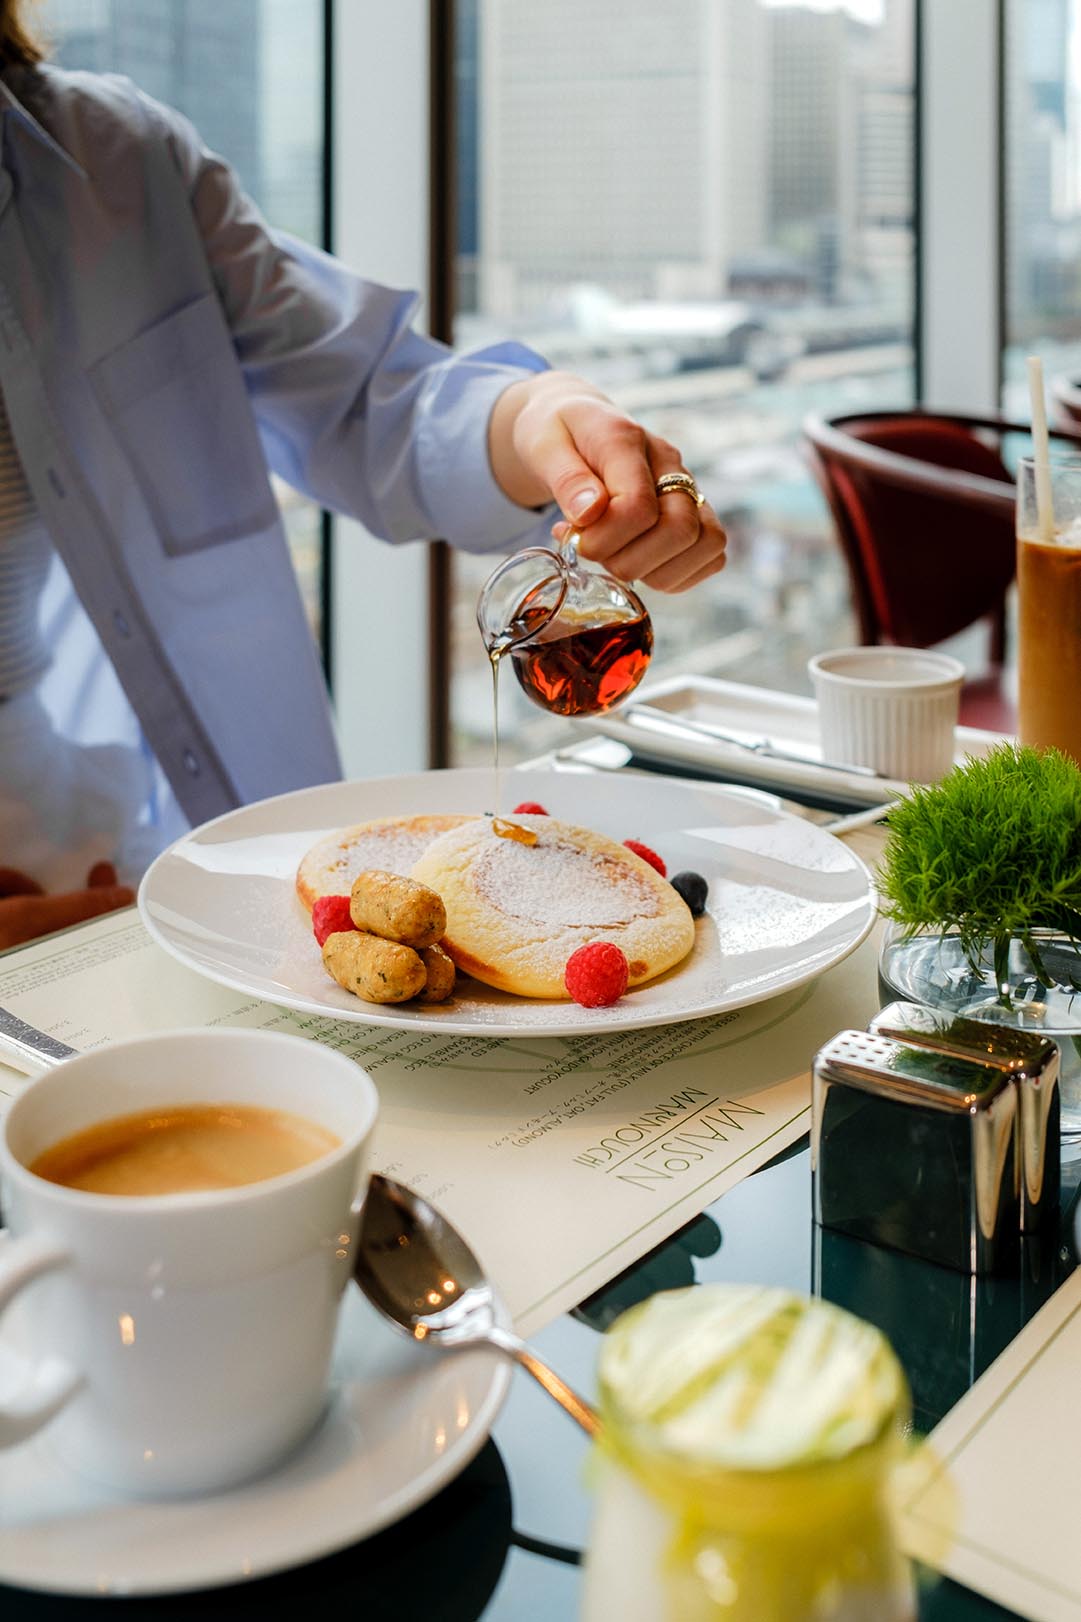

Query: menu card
left=900, top=1266, right=1081, bottom=1622
left=0, top=909, right=881, bottom=1334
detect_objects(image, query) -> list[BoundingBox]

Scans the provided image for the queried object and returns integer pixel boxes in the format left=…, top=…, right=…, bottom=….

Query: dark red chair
left=802, top=410, right=1081, bottom=732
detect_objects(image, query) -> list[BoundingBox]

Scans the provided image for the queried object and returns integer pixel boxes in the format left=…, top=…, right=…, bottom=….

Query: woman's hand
left=0, top=864, right=135, bottom=952
left=488, top=370, right=727, bottom=592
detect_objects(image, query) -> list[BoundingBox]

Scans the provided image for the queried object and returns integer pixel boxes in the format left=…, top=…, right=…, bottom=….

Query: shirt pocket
left=88, top=293, right=278, bottom=556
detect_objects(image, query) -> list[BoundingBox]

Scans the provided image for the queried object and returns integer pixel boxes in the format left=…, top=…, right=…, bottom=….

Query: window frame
left=917, top=0, right=1004, bottom=414
left=325, top=0, right=434, bottom=779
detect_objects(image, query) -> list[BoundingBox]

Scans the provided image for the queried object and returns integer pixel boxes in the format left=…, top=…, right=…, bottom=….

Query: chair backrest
left=802, top=411, right=1024, bottom=650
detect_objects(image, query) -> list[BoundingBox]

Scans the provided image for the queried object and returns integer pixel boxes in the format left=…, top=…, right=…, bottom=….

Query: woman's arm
left=151, top=92, right=725, bottom=588
left=145, top=94, right=554, bottom=554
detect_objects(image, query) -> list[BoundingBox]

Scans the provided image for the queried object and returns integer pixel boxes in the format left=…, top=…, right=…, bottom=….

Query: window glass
left=452, top=0, right=916, bottom=766
left=39, top=0, right=326, bottom=645
left=1002, top=0, right=1081, bottom=420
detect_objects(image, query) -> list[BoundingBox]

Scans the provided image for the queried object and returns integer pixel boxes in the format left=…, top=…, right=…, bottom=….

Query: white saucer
left=0, top=1286, right=508, bottom=1597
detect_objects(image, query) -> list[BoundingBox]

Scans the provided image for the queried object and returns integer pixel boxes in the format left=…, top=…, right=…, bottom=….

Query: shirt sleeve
left=146, top=95, right=558, bottom=554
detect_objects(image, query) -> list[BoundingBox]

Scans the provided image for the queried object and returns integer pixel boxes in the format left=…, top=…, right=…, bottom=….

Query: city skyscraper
left=475, top=0, right=768, bottom=318
left=853, top=0, right=914, bottom=308
left=472, top=0, right=911, bottom=320
left=768, top=1, right=856, bottom=299
left=1004, top=0, right=1078, bottom=337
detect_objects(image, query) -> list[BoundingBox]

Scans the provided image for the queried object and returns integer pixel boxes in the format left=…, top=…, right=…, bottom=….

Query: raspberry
left=311, top=894, right=356, bottom=948
left=513, top=801, right=549, bottom=816
left=564, top=942, right=629, bottom=1007
left=623, top=839, right=666, bottom=877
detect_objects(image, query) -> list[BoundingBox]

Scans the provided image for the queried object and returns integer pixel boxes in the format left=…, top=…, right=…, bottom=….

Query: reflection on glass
left=813, top=1222, right=1065, bottom=1434
left=452, top=0, right=916, bottom=766
left=573, top=1211, right=722, bottom=1333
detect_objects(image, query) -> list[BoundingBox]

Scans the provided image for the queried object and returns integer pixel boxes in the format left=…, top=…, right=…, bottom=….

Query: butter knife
left=0, top=1006, right=75, bottom=1074
left=621, top=703, right=884, bottom=779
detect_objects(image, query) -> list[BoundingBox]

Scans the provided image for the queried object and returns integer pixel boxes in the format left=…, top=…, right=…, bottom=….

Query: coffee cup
left=808, top=646, right=964, bottom=783
left=0, top=1027, right=378, bottom=1497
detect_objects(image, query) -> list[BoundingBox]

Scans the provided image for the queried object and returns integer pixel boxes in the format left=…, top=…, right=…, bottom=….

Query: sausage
left=417, top=943, right=456, bottom=1003
left=349, top=870, right=447, bottom=949
left=322, top=930, right=426, bottom=1004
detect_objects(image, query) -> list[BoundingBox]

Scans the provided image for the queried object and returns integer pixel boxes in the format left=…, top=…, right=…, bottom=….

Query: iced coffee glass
left=1017, top=457, right=1081, bottom=765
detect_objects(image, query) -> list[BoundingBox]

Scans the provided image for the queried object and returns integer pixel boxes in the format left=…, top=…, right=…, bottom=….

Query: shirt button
left=182, top=750, right=200, bottom=777
left=113, top=611, right=131, bottom=638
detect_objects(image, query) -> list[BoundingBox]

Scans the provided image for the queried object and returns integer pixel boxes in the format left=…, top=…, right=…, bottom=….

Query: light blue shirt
left=0, top=64, right=552, bottom=845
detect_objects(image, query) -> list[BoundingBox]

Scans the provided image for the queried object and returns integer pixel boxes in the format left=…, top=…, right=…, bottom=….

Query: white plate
left=576, top=675, right=1007, bottom=806
left=138, top=767, right=875, bottom=1039
left=0, top=1284, right=507, bottom=1596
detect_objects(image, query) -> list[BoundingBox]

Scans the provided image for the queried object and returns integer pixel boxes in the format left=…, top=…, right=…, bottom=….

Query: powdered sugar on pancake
left=411, top=815, right=694, bottom=998
left=296, top=814, right=471, bottom=911
left=473, top=833, right=659, bottom=927
left=319, top=829, right=439, bottom=884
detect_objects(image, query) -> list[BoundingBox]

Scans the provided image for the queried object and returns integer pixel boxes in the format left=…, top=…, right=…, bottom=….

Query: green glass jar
left=581, top=1284, right=915, bottom=1622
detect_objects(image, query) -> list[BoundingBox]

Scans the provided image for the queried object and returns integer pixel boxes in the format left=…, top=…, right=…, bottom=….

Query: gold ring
left=655, top=471, right=705, bottom=506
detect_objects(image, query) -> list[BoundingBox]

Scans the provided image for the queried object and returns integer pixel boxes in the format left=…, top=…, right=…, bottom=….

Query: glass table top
left=7, top=1137, right=1065, bottom=1619
left=0, top=745, right=1069, bottom=1620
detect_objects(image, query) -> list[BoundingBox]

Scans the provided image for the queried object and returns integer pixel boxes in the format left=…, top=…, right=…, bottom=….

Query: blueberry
left=671, top=870, right=708, bottom=918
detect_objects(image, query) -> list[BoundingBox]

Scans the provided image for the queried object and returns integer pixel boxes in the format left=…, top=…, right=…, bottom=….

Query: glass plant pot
left=878, top=921, right=1081, bottom=1146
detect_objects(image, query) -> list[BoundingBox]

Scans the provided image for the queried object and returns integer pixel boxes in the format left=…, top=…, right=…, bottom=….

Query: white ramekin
left=807, top=646, right=965, bottom=783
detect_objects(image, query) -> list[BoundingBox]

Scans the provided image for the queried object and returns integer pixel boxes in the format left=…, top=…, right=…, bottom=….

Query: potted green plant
left=877, top=742, right=1081, bottom=1143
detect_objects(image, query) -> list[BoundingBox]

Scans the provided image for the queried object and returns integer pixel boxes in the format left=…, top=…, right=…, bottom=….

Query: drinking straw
left=1027, top=354, right=1056, bottom=544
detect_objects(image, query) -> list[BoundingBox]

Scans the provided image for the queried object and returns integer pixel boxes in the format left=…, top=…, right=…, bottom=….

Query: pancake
left=410, top=815, right=695, bottom=998
left=296, top=813, right=473, bottom=913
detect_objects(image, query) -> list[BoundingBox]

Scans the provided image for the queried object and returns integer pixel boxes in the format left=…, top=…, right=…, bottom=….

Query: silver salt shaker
left=869, top=1001, right=1060, bottom=1235
left=811, top=1002, right=1060, bottom=1275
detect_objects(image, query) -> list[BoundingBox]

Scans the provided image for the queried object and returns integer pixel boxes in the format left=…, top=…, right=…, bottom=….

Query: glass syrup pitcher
left=477, top=533, right=653, bottom=718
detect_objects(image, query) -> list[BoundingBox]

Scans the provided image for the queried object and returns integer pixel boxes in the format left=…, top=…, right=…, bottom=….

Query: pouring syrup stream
left=488, top=636, right=538, bottom=844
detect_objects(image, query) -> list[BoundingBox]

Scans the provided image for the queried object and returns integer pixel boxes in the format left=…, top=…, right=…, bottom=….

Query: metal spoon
left=356, top=1173, right=599, bottom=1438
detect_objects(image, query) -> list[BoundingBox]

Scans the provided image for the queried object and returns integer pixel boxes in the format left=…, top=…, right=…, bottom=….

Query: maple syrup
left=480, top=548, right=653, bottom=825
left=508, top=606, right=653, bottom=717
left=491, top=817, right=538, bottom=846
left=489, top=642, right=508, bottom=818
